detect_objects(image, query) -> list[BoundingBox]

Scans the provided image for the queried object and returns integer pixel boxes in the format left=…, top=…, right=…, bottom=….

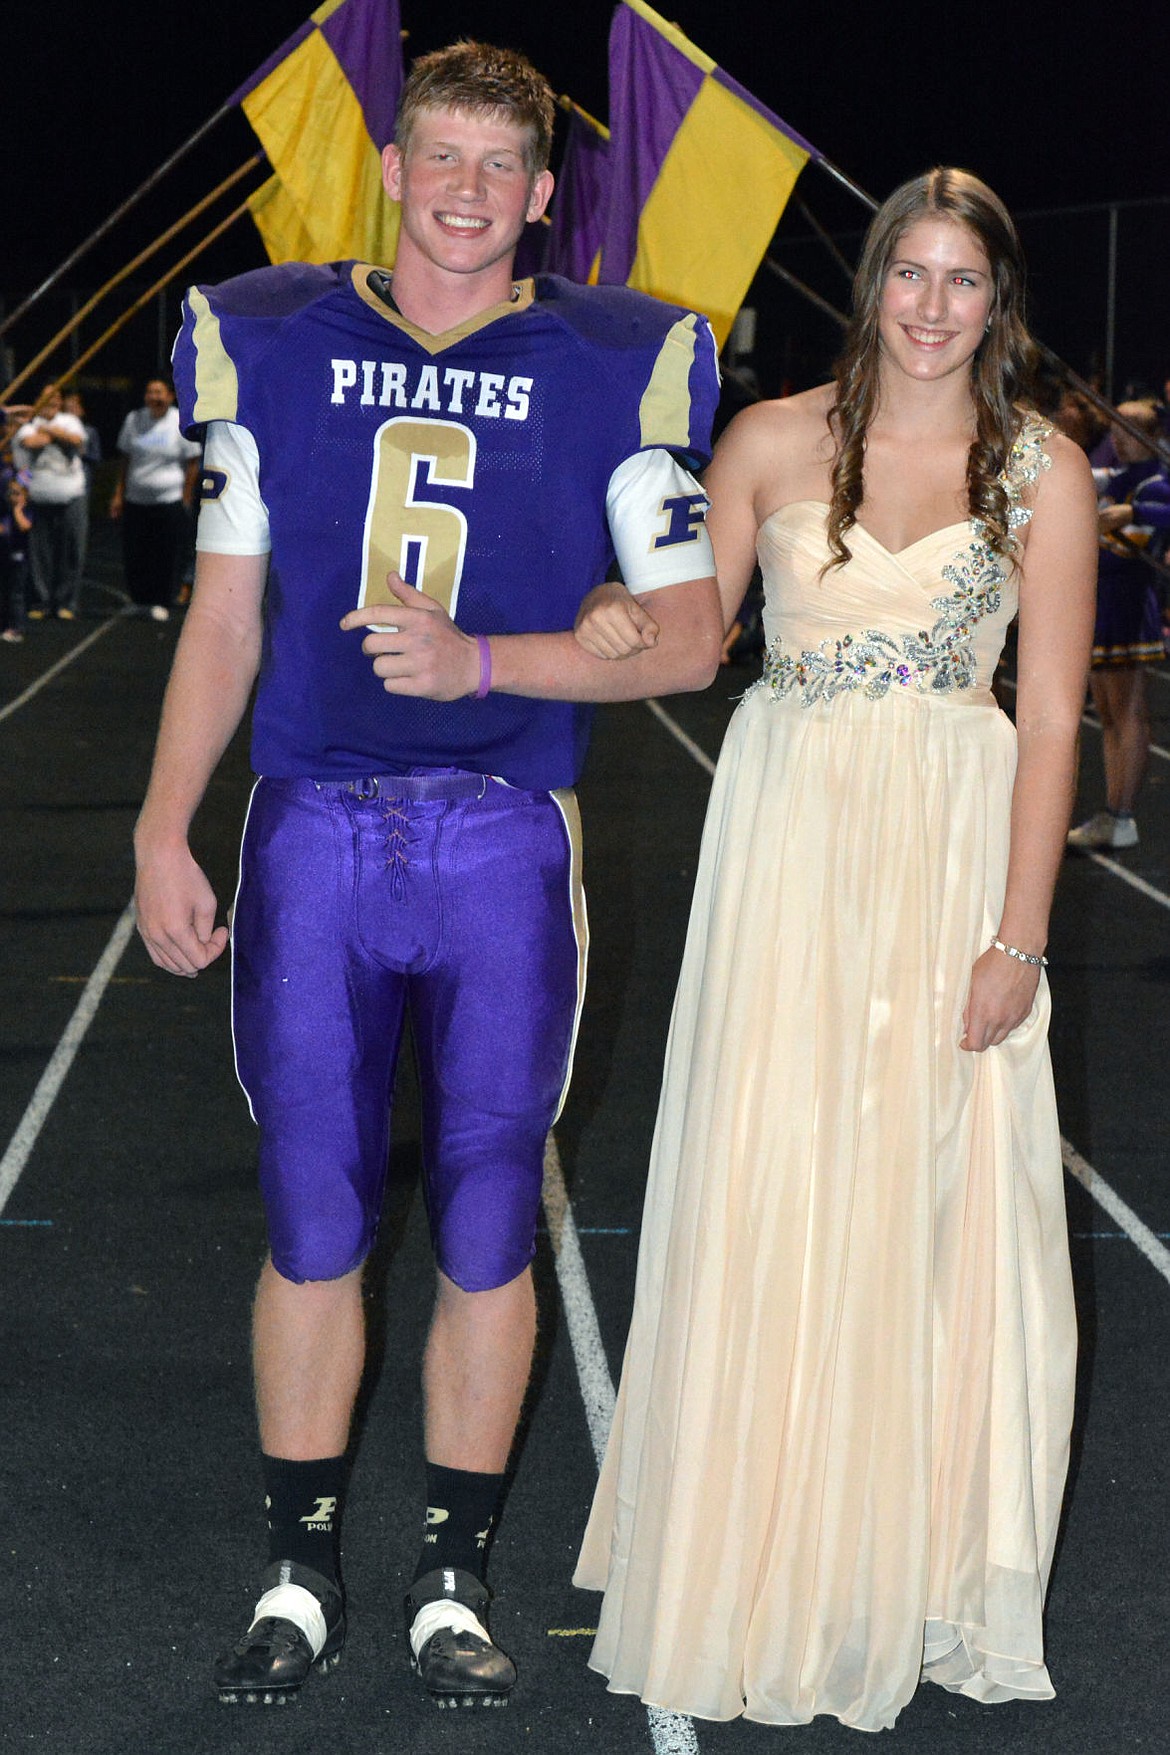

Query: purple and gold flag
left=234, top=0, right=404, bottom=266
left=601, top=0, right=815, bottom=346
left=544, top=104, right=611, bottom=285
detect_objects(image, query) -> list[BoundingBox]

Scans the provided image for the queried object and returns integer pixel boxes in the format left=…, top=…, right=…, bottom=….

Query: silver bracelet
left=989, top=935, right=1047, bottom=968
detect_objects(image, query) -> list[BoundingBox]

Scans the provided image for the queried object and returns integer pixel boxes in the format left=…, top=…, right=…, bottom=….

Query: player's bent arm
left=961, top=436, right=1097, bottom=1050
left=342, top=574, right=721, bottom=701
left=134, top=551, right=266, bottom=977
left=487, top=574, right=722, bottom=700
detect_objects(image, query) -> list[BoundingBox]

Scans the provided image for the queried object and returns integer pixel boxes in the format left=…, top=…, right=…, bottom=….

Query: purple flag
left=232, top=0, right=403, bottom=151
left=599, top=5, right=704, bottom=286
left=544, top=108, right=612, bottom=283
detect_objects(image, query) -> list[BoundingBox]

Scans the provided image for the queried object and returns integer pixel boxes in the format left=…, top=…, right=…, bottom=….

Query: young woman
left=573, top=169, right=1097, bottom=1731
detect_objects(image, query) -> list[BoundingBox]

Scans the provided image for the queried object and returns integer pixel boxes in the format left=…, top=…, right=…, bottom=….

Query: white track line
left=1080, top=851, right=1170, bottom=910
left=646, top=695, right=1170, bottom=1293
left=542, top=1137, right=701, bottom=1755
left=997, top=681, right=1170, bottom=908
left=644, top=698, right=716, bottom=776
left=1061, top=1137, right=1170, bottom=1289
left=997, top=681, right=1170, bottom=907
left=0, top=900, right=137, bottom=1214
left=542, top=1136, right=616, bottom=1471
left=0, top=617, right=121, bottom=726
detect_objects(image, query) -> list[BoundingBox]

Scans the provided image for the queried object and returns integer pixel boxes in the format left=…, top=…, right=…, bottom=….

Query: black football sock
left=413, top=1462, right=505, bottom=1583
left=262, top=1453, right=346, bottom=1585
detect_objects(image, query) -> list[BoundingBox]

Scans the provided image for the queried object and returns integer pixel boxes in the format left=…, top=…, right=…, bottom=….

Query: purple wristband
left=474, top=634, right=492, bottom=699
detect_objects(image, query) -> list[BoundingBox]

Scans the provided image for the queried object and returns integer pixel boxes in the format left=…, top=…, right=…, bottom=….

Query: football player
left=135, top=38, right=722, bottom=1711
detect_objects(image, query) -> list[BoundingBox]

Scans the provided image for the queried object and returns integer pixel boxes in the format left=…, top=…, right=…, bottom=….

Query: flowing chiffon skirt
left=575, top=672, right=1076, bottom=1731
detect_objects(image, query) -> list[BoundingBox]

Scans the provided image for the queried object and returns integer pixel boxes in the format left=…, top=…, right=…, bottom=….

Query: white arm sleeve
left=606, top=448, right=714, bottom=594
left=195, top=421, right=271, bottom=555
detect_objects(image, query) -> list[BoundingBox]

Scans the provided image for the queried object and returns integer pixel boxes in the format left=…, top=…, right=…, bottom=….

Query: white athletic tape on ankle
left=250, top=1583, right=328, bottom=1659
left=409, top=1598, right=492, bottom=1661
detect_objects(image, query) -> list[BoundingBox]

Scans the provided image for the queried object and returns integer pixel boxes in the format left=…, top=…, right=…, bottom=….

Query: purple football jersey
left=173, top=265, right=719, bottom=789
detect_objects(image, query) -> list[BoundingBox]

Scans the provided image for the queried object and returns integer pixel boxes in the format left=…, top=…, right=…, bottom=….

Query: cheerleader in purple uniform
left=1068, top=400, right=1170, bottom=849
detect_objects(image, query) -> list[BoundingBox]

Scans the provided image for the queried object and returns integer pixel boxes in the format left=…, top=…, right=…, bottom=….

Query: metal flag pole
left=794, top=200, right=856, bottom=285
left=45, top=199, right=254, bottom=394
left=0, top=101, right=239, bottom=342
left=811, top=155, right=879, bottom=216
left=0, top=153, right=265, bottom=407
left=762, top=259, right=848, bottom=329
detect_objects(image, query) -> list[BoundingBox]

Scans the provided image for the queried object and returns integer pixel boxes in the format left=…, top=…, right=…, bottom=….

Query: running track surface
left=2, top=559, right=1168, bottom=1754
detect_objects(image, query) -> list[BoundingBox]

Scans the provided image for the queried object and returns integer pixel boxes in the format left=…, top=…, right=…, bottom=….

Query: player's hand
left=574, top=582, right=659, bottom=659
left=134, top=839, right=229, bottom=977
left=339, top=577, right=480, bottom=700
left=959, top=946, right=1040, bottom=1052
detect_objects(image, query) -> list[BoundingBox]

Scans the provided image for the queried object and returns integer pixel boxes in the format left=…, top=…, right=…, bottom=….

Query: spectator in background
left=1, top=470, right=32, bottom=643
left=110, top=377, right=201, bottom=622
left=62, top=390, right=103, bottom=493
left=62, top=390, right=102, bottom=588
left=12, top=384, right=88, bottom=620
left=1, top=404, right=33, bottom=641
left=1068, top=400, right=1170, bottom=849
left=1054, top=389, right=1107, bottom=455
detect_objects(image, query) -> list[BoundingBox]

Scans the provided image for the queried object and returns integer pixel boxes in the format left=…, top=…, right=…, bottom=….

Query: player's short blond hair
left=395, top=40, right=555, bottom=175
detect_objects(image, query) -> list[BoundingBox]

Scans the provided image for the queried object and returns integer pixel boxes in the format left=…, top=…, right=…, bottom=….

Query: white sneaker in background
left=1067, top=810, right=1138, bottom=850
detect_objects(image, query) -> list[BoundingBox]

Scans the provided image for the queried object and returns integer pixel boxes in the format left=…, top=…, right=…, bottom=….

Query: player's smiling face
left=383, top=107, right=553, bottom=283
left=877, top=217, right=994, bottom=384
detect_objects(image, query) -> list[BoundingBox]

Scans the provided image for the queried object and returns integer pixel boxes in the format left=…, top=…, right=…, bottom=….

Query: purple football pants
left=231, top=772, right=587, bottom=1291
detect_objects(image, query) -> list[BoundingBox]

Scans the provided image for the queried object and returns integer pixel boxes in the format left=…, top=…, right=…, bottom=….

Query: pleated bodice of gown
left=575, top=417, right=1077, bottom=1731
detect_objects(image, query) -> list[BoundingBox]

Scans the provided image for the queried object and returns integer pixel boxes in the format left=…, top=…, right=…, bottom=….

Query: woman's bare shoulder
left=1018, top=422, right=1098, bottom=582
left=1033, top=424, right=1097, bottom=509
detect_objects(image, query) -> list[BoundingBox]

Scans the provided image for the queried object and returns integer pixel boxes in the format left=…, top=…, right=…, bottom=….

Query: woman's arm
left=961, top=433, right=1098, bottom=1051
left=699, top=405, right=783, bottom=632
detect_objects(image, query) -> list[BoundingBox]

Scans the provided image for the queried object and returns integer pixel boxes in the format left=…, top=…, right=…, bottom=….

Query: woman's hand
left=574, top=582, right=660, bottom=659
left=959, top=945, right=1041, bottom=1052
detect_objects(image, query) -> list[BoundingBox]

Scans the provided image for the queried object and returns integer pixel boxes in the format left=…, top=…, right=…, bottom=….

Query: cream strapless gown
left=575, top=419, right=1076, bottom=1732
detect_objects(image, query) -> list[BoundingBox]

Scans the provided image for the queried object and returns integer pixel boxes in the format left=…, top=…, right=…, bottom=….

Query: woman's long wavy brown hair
left=825, top=168, right=1037, bottom=569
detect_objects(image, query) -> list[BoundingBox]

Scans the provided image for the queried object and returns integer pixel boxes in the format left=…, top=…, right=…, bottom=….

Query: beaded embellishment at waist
left=757, top=535, right=1008, bottom=708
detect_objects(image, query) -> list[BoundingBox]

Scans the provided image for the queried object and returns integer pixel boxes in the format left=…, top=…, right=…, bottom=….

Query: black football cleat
left=214, top=1560, right=345, bottom=1706
left=405, top=1567, right=516, bottom=1709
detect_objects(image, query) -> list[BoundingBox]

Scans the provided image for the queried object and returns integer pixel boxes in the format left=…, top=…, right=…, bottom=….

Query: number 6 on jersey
left=359, top=417, right=476, bottom=619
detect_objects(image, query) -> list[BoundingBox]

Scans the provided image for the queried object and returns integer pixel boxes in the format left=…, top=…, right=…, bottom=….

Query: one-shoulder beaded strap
left=756, top=413, right=1053, bottom=710
left=986, top=410, right=1053, bottom=537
